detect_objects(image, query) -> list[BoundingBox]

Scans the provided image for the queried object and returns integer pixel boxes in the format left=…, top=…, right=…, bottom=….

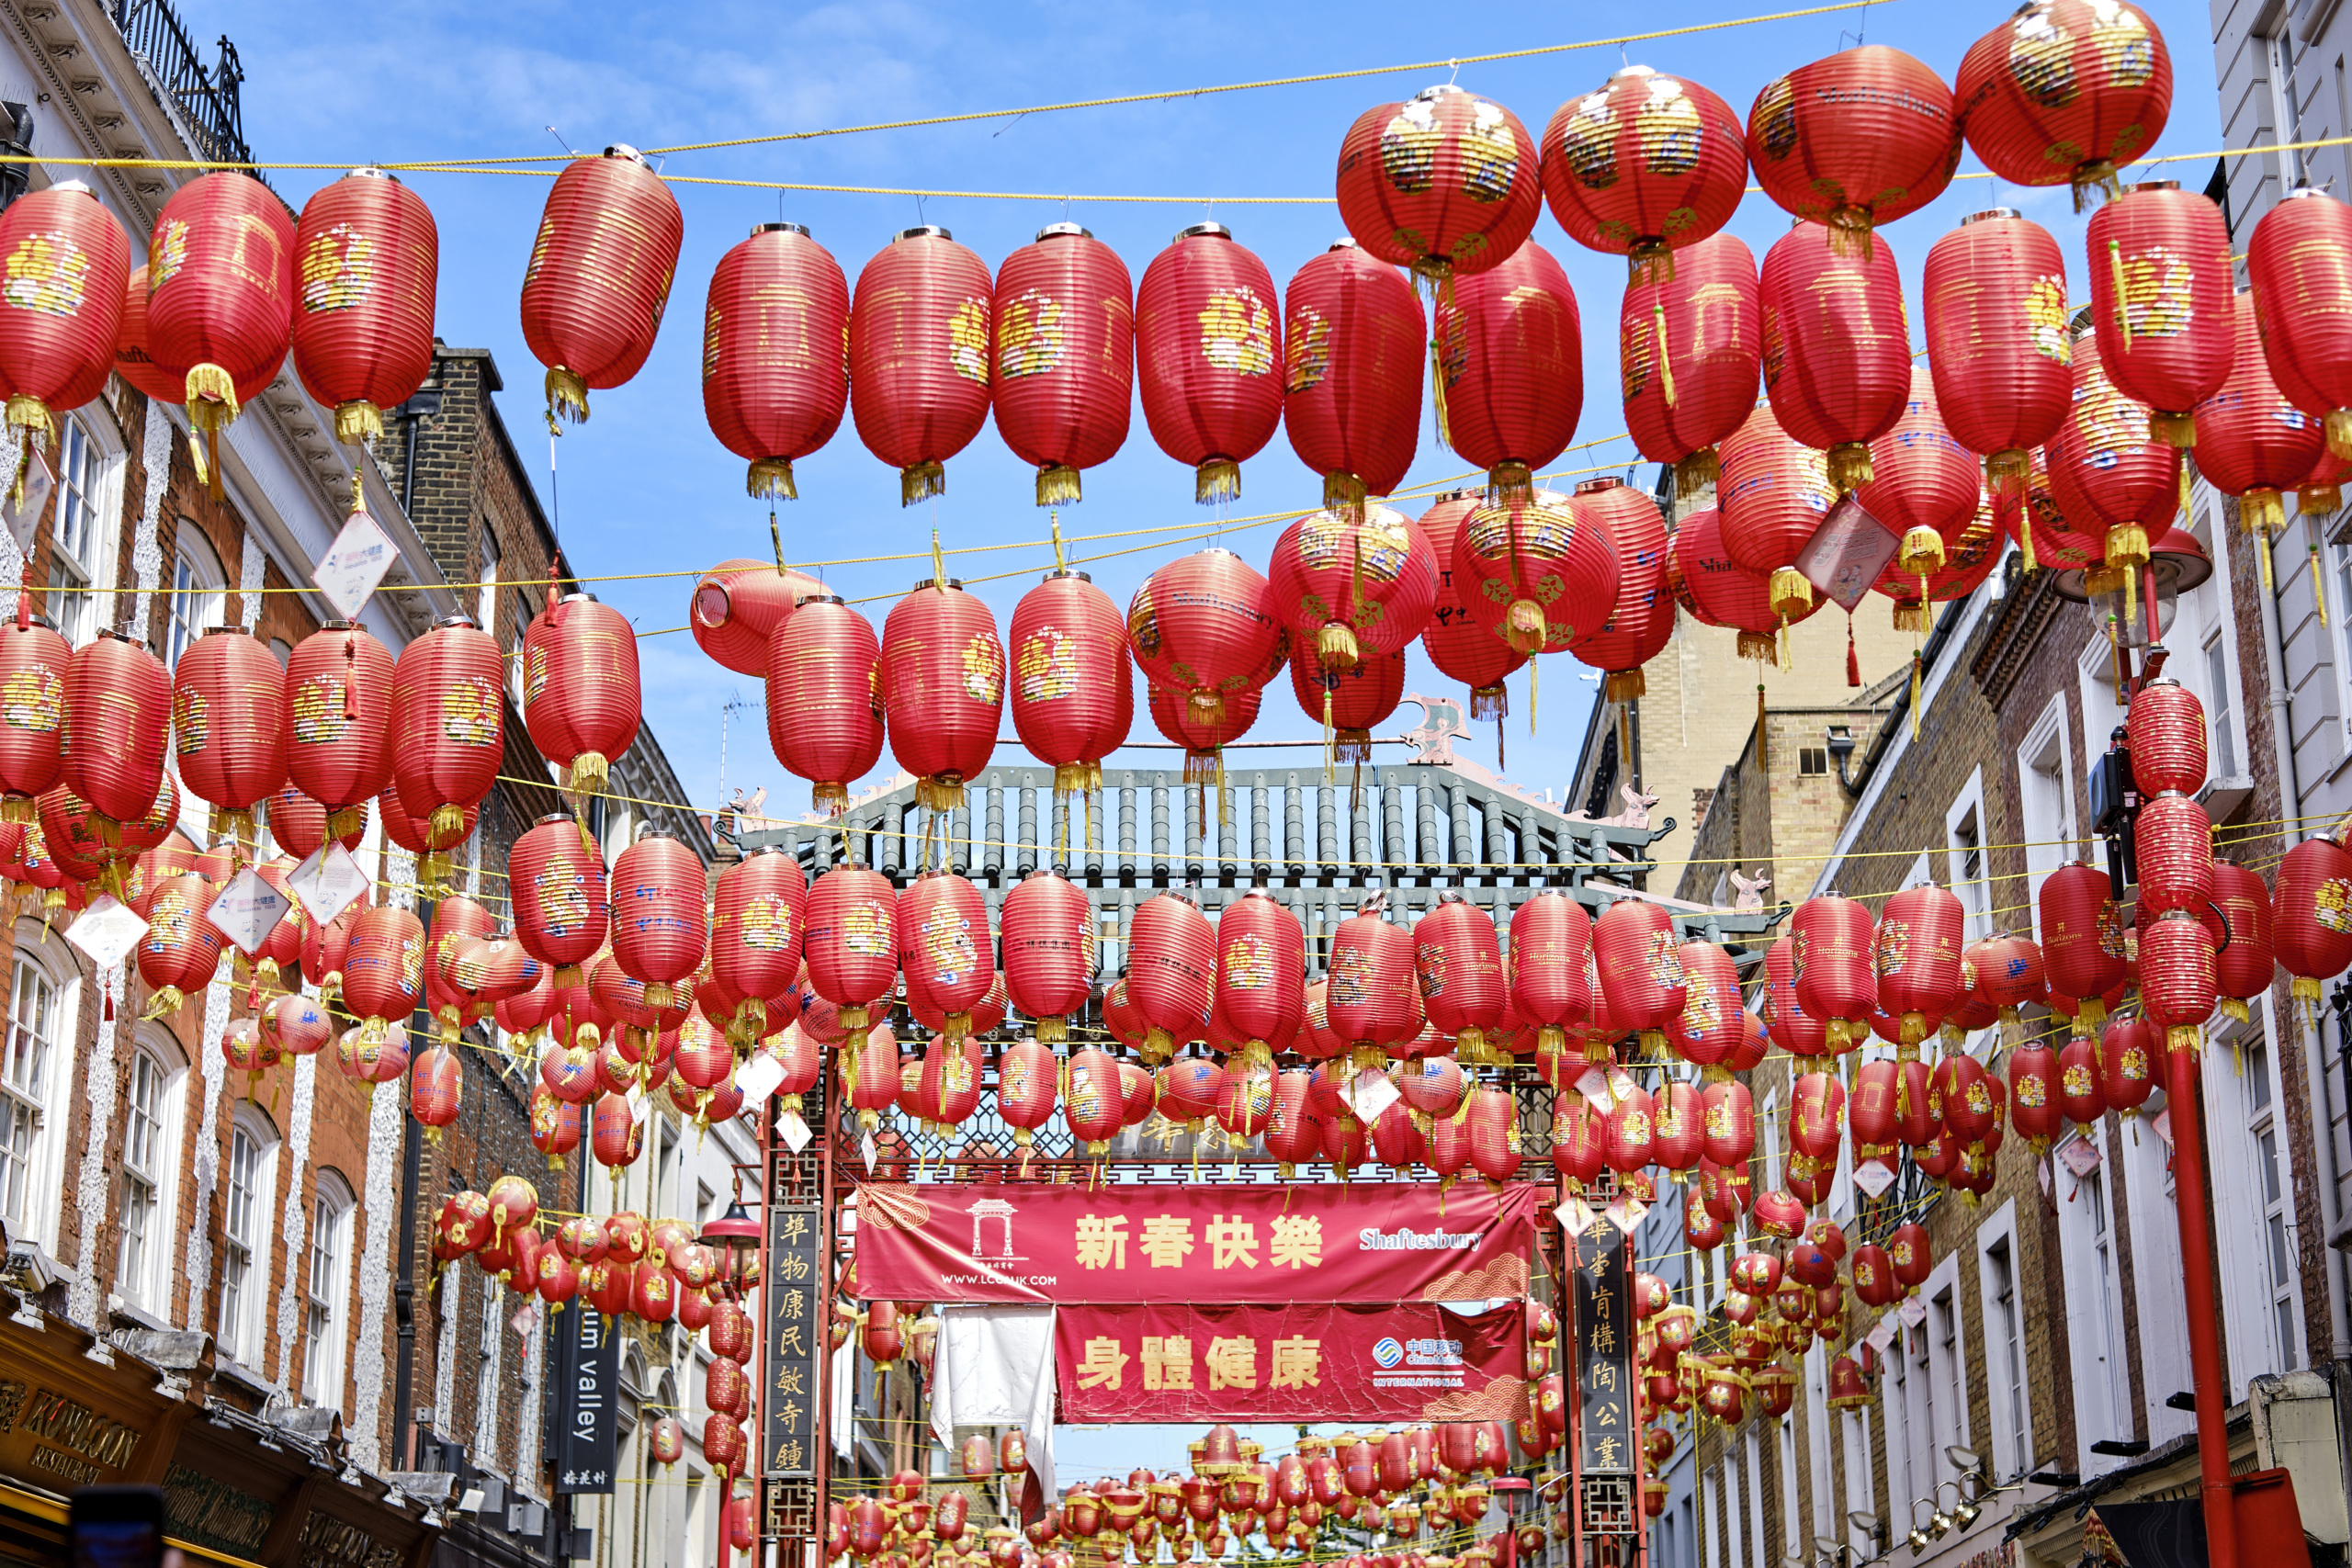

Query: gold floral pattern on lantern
left=3, top=232, right=89, bottom=318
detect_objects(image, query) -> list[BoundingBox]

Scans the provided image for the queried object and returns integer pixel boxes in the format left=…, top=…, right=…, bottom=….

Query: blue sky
left=209, top=0, right=2227, bottom=828
left=211, top=0, right=2221, bottom=1483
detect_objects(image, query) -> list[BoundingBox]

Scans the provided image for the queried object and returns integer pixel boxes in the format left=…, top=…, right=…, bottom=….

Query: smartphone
left=69, top=1485, right=164, bottom=1568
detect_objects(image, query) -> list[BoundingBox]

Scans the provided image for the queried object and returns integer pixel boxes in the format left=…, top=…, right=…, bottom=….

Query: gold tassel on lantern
left=1194, top=458, right=1240, bottom=503
left=1629, top=243, right=1676, bottom=287
left=1487, top=461, right=1533, bottom=507
left=335, top=399, right=386, bottom=446
left=1826, top=442, right=1873, bottom=493
left=899, top=460, right=945, bottom=506
left=543, top=366, right=589, bottom=429
left=1604, top=669, right=1646, bottom=703
left=1035, top=464, right=1081, bottom=506
left=1429, top=335, right=1454, bottom=452
left=1322, top=471, right=1368, bottom=525
left=746, top=457, right=797, bottom=501
left=2328, top=410, right=2352, bottom=462
left=1909, top=651, right=1923, bottom=742
left=1825, top=205, right=1874, bottom=260
left=1676, top=447, right=1719, bottom=499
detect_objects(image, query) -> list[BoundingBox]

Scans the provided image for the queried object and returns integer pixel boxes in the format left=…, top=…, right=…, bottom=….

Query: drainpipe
left=390, top=894, right=438, bottom=1466
left=2254, top=523, right=2352, bottom=1359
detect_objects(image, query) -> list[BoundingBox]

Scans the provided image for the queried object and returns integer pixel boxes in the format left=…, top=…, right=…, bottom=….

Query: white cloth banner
left=929, top=1304, right=1057, bottom=1508
left=831, top=1340, right=855, bottom=1464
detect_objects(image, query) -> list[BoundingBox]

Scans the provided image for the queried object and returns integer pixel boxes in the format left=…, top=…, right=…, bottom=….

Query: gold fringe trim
left=1194, top=458, right=1239, bottom=503
left=2328, top=410, right=2352, bottom=462
left=1187, top=688, right=1226, bottom=727
left=1769, top=568, right=1812, bottom=622
left=1036, top=464, right=1081, bottom=506
left=0, top=796, right=28, bottom=825
left=2302, top=482, right=2343, bottom=515
left=2073, top=161, right=2122, bottom=211
left=1892, top=603, right=1929, bottom=635
left=748, top=458, right=797, bottom=500
left=334, top=400, right=384, bottom=445
left=899, top=460, right=945, bottom=506
left=1629, top=243, right=1675, bottom=288
left=544, top=367, right=588, bottom=428
left=1487, top=461, right=1532, bottom=506
left=2149, top=409, right=2196, bottom=447
left=1322, top=471, right=1367, bottom=525
left=918, top=776, right=967, bottom=813
left=1824, top=204, right=1874, bottom=260
left=1318, top=623, right=1361, bottom=670
left=1470, top=682, right=1508, bottom=720
left=430, top=803, right=465, bottom=840
left=1826, top=442, right=1872, bottom=493
left=1897, top=527, right=1944, bottom=579
left=1736, top=630, right=1776, bottom=662
left=1604, top=669, right=1646, bottom=703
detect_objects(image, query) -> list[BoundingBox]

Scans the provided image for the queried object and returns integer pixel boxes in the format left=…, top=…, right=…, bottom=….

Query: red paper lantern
left=1543, top=66, right=1747, bottom=283
left=0, top=182, right=128, bottom=447
left=2136, top=792, right=2213, bottom=918
left=0, top=613, right=68, bottom=820
left=1128, top=891, right=1215, bottom=1060
left=1923, top=209, right=2074, bottom=493
left=389, top=614, right=503, bottom=840
left=1859, top=368, right=1983, bottom=610
left=997, top=869, right=1093, bottom=1045
left=992, top=223, right=1133, bottom=505
left=1745, top=47, right=1961, bottom=252
left=2195, top=289, right=2324, bottom=551
left=2129, top=675, right=2207, bottom=795
left=1327, top=899, right=1420, bottom=1063
left=2211, top=860, right=2276, bottom=1021
left=2088, top=182, right=2233, bottom=446
left=1566, top=478, right=1672, bottom=700
left=1216, top=888, right=1305, bottom=1066
left=1510, top=892, right=1593, bottom=1063
left=700, top=223, right=847, bottom=500
left=1668, top=505, right=1815, bottom=665
left=1135, top=222, right=1283, bottom=502
left=377, top=786, right=476, bottom=888
left=1414, top=893, right=1505, bottom=1060
left=1956, top=1, right=2172, bottom=205
left=1419, top=492, right=1530, bottom=720
left=172, top=626, right=287, bottom=843
left=1432, top=239, right=1581, bottom=501
left=611, top=832, right=706, bottom=1008
left=1792, top=895, right=1875, bottom=1051
left=994, top=1036, right=1058, bottom=1149
left=709, top=848, right=805, bottom=1040
left=1126, top=549, right=1289, bottom=724
left=2142, top=908, right=2219, bottom=1055
left=290, top=168, right=436, bottom=445
left=2007, top=1043, right=2060, bottom=1150
left=509, top=814, right=609, bottom=986
left=1594, top=899, right=1685, bottom=1058
left=136, top=872, right=225, bottom=1018
left=1263, top=1068, right=1322, bottom=1176
left=690, top=560, right=824, bottom=679
left=764, top=595, right=883, bottom=815
left=2276, top=834, right=2352, bottom=1018
left=266, top=784, right=364, bottom=863
left=1466, top=1085, right=1520, bottom=1186
left=1761, top=936, right=1826, bottom=1059
left=1269, top=502, right=1438, bottom=674
left=144, top=173, right=295, bottom=470
left=1337, top=85, right=1541, bottom=288
left=1969, top=933, right=2048, bottom=1044
left=1064, top=1045, right=1125, bottom=1154
left=1282, top=241, right=1422, bottom=519
left=1717, top=403, right=1832, bottom=631
left=803, top=865, right=898, bottom=1037
left=2039, top=862, right=2128, bottom=1029
left=881, top=579, right=1003, bottom=814
left=1449, top=490, right=1622, bottom=657
left=63, top=631, right=169, bottom=838
left=1621, top=231, right=1760, bottom=500
left=899, top=871, right=993, bottom=1042
left=1759, top=221, right=1909, bottom=494
left=1009, top=570, right=1132, bottom=804
left=284, top=620, right=395, bottom=840
left=520, top=148, right=682, bottom=424
left=2102, top=1015, right=2160, bottom=1116
left=2056, top=1036, right=2109, bottom=1133
left=1874, top=884, right=1966, bottom=1054
left=522, top=593, right=640, bottom=795
left=1290, top=648, right=1404, bottom=763
left=849, top=225, right=993, bottom=504
left=1667, top=938, right=1743, bottom=1078
left=111, top=264, right=185, bottom=404
left=410, top=1044, right=462, bottom=1135
left=2251, top=189, right=2352, bottom=464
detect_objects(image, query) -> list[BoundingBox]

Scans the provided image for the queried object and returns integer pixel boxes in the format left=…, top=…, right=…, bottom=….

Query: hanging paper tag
left=1851, top=1157, right=1896, bottom=1199
left=2151, top=1107, right=2174, bottom=1149
left=1605, top=1066, right=1638, bottom=1103
left=1865, top=1318, right=1896, bottom=1357
left=3, top=449, right=52, bottom=557
left=2058, top=1138, right=2104, bottom=1179
left=861, top=1132, right=878, bottom=1172
left=735, top=1054, right=785, bottom=1104
left=1898, top=1296, right=1928, bottom=1328
left=776, top=1109, right=812, bottom=1153
left=1556, top=1194, right=1597, bottom=1235
left=207, top=867, right=290, bottom=956
left=313, top=507, right=398, bottom=621
left=287, top=842, right=369, bottom=925
left=630, top=1091, right=652, bottom=1127
left=1796, top=491, right=1902, bottom=612
left=65, top=895, right=147, bottom=969
left=1345, top=1067, right=1400, bottom=1125
left=1604, top=1197, right=1648, bottom=1235
left=1575, top=1065, right=1615, bottom=1112
left=511, top=1300, right=541, bottom=1339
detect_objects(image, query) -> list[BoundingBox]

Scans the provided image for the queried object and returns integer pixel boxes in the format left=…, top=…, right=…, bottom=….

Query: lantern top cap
left=50, top=179, right=91, bottom=197
left=344, top=166, right=398, bottom=183
left=1412, top=84, right=1470, bottom=101
left=2286, top=186, right=2335, bottom=202
left=2123, top=180, right=2181, bottom=195
left=318, top=618, right=362, bottom=632
left=754, top=221, right=810, bottom=238
left=8, top=612, right=53, bottom=631
left=912, top=576, right=965, bottom=592
left=1961, top=208, right=2020, bottom=225
left=1326, top=237, right=1360, bottom=253
left=794, top=592, right=844, bottom=608
left=603, top=144, right=647, bottom=164
left=1176, top=220, right=1232, bottom=242
left=96, top=628, right=148, bottom=651
left=1035, top=221, right=1093, bottom=241
left=534, top=812, right=582, bottom=829
left=1574, top=477, right=1623, bottom=495
left=431, top=613, right=481, bottom=631
left=1041, top=568, right=1093, bottom=583
left=1435, top=488, right=1482, bottom=503
left=558, top=590, right=600, bottom=605
left=895, top=224, right=954, bottom=243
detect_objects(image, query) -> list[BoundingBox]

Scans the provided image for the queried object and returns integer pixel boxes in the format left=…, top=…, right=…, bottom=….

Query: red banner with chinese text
left=1054, top=1301, right=1529, bottom=1423
left=851, top=1182, right=1540, bottom=1304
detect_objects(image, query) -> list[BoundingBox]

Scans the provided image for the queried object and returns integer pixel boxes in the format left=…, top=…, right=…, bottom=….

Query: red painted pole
left=2165, top=1039, right=2237, bottom=1568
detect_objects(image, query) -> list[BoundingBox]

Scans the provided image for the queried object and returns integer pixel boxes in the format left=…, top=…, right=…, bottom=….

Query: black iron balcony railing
left=107, top=0, right=251, bottom=168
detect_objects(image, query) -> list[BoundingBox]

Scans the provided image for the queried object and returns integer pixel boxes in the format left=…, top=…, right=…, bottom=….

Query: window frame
left=304, top=1170, right=354, bottom=1404
left=1, top=926, right=79, bottom=1254
left=1975, top=1200, right=2032, bottom=1480
left=218, top=1105, right=279, bottom=1366
left=2055, top=1126, right=2133, bottom=1472
left=1944, top=767, right=1991, bottom=944
left=2017, top=692, right=2079, bottom=910
left=164, top=519, right=225, bottom=671
left=115, top=1031, right=185, bottom=1315
left=2202, top=1003, right=2305, bottom=1393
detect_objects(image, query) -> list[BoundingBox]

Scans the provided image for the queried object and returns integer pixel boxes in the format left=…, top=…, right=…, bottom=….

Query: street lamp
left=699, top=1190, right=761, bottom=1297
left=2049, top=527, right=2211, bottom=651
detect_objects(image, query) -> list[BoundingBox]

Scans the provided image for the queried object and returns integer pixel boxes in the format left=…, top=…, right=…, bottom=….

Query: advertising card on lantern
left=852, top=1181, right=1540, bottom=1305
left=1570, top=1214, right=1635, bottom=1475
left=1054, top=1301, right=1527, bottom=1424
